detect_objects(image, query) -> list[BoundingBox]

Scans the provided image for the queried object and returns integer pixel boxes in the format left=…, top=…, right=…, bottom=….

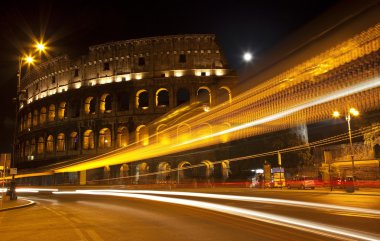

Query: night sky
left=0, top=0, right=339, bottom=152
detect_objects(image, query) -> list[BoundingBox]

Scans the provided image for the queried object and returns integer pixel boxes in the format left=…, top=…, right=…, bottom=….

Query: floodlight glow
left=243, top=52, right=253, bottom=62
left=333, top=111, right=340, bottom=118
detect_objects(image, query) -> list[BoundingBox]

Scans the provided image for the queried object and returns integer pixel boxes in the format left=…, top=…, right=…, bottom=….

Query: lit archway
left=116, top=127, right=129, bottom=147
left=37, top=137, right=45, bottom=154
left=46, top=135, right=54, bottom=153
left=218, top=86, right=232, bottom=104
left=200, top=160, right=214, bottom=179
left=196, top=123, right=212, bottom=138
left=135, top=162, right=149, bottom=183
left=221, top=160, right=231, bottom=181
left=33, top=110, right=39, bottom=126
left=157, top=162, right=171, bottom=183
left=156, top=88, right=169, bottom=107
left=83, top=130, right=94, bottom=150
left=156, top=124, right=169, bottom=145
left=58, top=102, right=66, bottom=120
left=99, top=128, right=112, bottom=148
left=136, top=89, right=149, bottom=109
left=178, top=161, right=192, bottom=183
left=69, top=132, right=78, bottom=150
left=120, top=164, right=129, bottom=178
left=136, top=125, right=149, bottom=146
left=48, top=104, right=56, bottom=122
left=56, top=133, right=65, bottom=152
left=40, top=107, right=47, bottom=124
left=100, top=93, right=112, bottom=114
left=197, top=86, right=211, bottom=105
left=84, top=97, right=96, bottom=114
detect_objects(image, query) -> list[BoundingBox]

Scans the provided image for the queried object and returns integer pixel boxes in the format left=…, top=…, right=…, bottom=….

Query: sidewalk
left=0, top=196, right=35, bottom=212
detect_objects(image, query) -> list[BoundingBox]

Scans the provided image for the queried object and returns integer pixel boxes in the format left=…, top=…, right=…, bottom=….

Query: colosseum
left=15, top=34, right=237, bottom=184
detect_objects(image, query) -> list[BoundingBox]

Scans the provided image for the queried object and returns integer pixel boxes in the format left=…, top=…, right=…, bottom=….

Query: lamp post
left=332, top=108, right=360, bottom=182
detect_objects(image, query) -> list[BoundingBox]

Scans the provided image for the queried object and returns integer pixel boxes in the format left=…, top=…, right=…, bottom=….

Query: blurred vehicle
left=286, top=176, right=316, bottom=189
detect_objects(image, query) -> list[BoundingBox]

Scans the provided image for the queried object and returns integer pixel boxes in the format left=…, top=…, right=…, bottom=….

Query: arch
left=100, top=93, right=113, bottom=114
left=69, top=132, right=78, bottom=150
left=70, top=99, right=80, bottom=118
left=46, top=135, right=54, bottom=153
left=116, top=126, right=129, bottom=147
left=27, top=112, right=32, bottom=128
left=56, top=133, right=65, bottom=152
left=135, top=162, right=149, bottom=183
left=48, top=104, right=56, bottom=122
left=136, top=89, right=149, bottom=109
left=99, top=128, right=112, bottom=148
left=200, top=160, right=214, bottom=179
left=120, top=164, right=129, bottom=178
left=178, top=161, right=192, bottom=182
left=83, top=129, right=94, bottom=150
left=156, top=124, right=169, bottom=144
left=197, top=86, right=211, bottom=105
left=177, top=123, right=191, bottom=143
left=221, top=160, right=231, bottom=181
left=84, top=96, right=96, bottom=114
left=136, top=125, right=149, bottom=146
left=177, top=88, right=190, bottom=106
left=117, top=91, right=130, bottom=111
left=156, top=88, right=169, bottom=107
left=196, top=123, right=213, bottom=138
left=218, top=86, right=232, bottom=104
left=58, top=102, right=67, bottom=120
left=37, top=137, right=45, bottom=154
left=33, top=110, right=39, bottom=126
left=30, top=138, right=36, bottom=155
left=157, top=162, right=171, bottom=183
left=40, top=107, right=47, bottom=124
left=217, top=122, right=231, bottom=143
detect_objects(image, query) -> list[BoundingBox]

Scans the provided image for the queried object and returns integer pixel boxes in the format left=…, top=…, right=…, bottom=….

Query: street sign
left=10, top=168, right=17, bottom=175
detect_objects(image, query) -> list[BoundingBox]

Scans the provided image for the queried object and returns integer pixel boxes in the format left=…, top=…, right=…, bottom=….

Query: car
left=287, top=176, right=316, bottom=190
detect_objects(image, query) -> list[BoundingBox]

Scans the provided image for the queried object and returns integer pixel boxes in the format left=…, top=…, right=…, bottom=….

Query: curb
left=0, top=199, right=35, bottom=212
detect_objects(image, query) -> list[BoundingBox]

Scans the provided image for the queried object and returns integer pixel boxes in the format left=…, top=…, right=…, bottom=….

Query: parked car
left=287, top=176, right=316, bottom=189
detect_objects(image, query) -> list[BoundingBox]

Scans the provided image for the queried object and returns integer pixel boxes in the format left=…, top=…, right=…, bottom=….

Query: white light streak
left=53, top=190, right=380, bottom=241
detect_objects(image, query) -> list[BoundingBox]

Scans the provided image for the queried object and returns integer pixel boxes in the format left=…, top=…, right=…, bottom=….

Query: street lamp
left=332, top=107, right=360, bottom=182
left=243, top=52, right=253, bottom=62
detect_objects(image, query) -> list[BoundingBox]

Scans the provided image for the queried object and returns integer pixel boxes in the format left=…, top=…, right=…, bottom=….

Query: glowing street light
left=36, top=42, right=46, bottom=52
left=243, top=52, right=253, bottom=62
left=333, top=107, right=360, bottom=190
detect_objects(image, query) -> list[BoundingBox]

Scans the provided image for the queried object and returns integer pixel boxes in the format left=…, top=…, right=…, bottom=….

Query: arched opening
left=136, top=125, right=149, bottom=146
left=37, top=137, right=44, bottom=154
left=156, top=124, right=169, bottom=145
left=84, top=97, right=96, bottom=114
left=120, top=164, right=129, bottom=178
left=27, top=112, right=32, bottom=128
left=117, top=91, right=130, bottom=111
left=70, top=100, right=80, bottom=118
left=30, top=138, right=36, bottom=155
left=116, top=127, right=129, bottom=147
left=200, top=160, right=214, bottom=179
left=197, top=87, right=211, bottom=106
left=177, top=88, right=190, bottom=106
left=374, top=144, right=380, bottom=158
left=156, top=88, right=169, bottom=107
left=135, top=162, right=149, bottom=183
left=217, top=122, right=231, bottom=143
left=178, top=161, right=192, bottom=183
left=33, top=110, right=39, bottom=126
left=177, top=123, right=191, bottom=143
left=83, top=130, right=94, bottom=150
left=157, top=162, right=171, bottom=183
left=218, top=86, right=232, bottom=104
left=196, top=123, right=212, bottom=138
left=221, top=160, right=231, bottom=181
left=40, top=107, right=47, bottom=124
left=58, top=102, right=67, bottom=120
left=56, top=133, right=65, bottom=152
left=48, top=104, right=56, bottom=122
left=46, top=135, right=54, bottom=153
left=136, top=89, right=149, bottom=109
left=69, top=132, right=78, bottom=150
left=99, top=128, right=112, bottom=148
left=100, top=93, right=113, bottom=114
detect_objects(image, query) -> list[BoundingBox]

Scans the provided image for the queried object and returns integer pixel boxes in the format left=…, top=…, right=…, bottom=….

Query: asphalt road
left=0, top=190, right=379, bottom=241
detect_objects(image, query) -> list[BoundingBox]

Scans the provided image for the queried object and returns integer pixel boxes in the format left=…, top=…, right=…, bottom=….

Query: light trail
left=87, top=190, right=380, bottom=216
left=177, top=76, right=380, bottom=146
left=53, top=190, right=380, bottom=241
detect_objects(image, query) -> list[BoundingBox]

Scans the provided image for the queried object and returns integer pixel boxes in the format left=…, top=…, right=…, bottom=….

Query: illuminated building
left=15, top=34, right=237, bottom=180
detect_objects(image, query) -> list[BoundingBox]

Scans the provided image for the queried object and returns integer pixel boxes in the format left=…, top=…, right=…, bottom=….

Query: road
left=0, top=189, right=379, bottom=241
